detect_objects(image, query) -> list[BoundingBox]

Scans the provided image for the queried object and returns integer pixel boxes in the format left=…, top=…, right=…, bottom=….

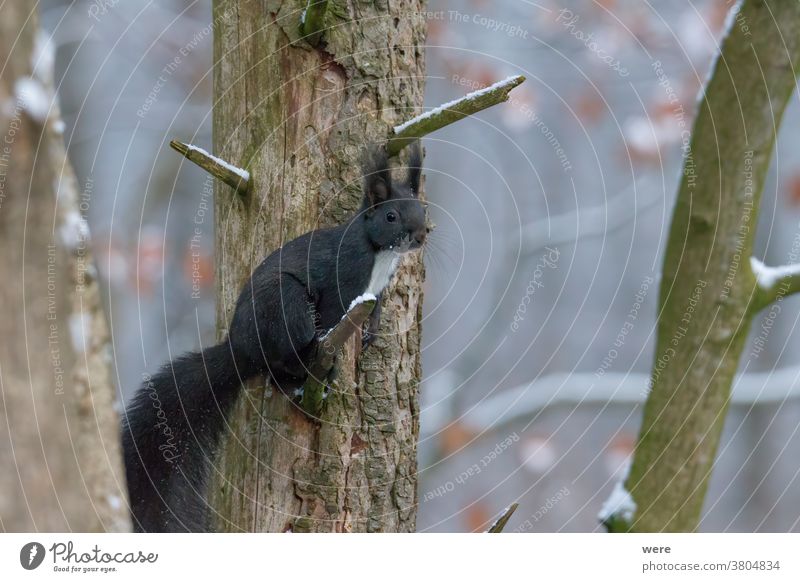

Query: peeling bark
left=209, top=0, right=426, bottom=532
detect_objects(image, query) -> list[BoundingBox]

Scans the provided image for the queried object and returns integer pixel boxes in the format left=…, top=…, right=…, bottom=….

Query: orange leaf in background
left=440, top=422, right=476, bottom=456
left=786, top=173, right=800, bottom=207
left=594, top=0, right=617, bottom=10
left=465, top=500, right=491, bottom=533
left=183, top=245, right=214, bottom=291
left=137, top=226, right=165, bottom=297
left=604, top=432, right=636, bottom=475
left=708, top=0, right=732, bottom=36
left=575, top=91, right=606, bottom=125
left=427, top=17, right=444, bottom=44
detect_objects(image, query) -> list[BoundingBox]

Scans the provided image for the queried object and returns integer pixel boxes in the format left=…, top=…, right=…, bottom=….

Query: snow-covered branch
left=300, top=294, right=376, bottom=417
left=169, top=139, right=250, bottom=195
left=299, top=0, right=329, bottom=46
left=486, top=503, right=519, bottom=533
left=387, top=75, right=526, bottom=156
left=750, top=257, right=800, bottom=313
left=452, top=366, right=800, bottom=434
left=599, top=463, right=636, bottom=532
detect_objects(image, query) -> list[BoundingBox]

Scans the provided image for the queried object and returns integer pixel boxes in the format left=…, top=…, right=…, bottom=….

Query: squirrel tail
left=122, top=341, right=254, bottom=532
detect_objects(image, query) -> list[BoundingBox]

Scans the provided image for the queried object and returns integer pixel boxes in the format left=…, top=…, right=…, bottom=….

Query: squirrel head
left=362, top=143, right=427, bottom=253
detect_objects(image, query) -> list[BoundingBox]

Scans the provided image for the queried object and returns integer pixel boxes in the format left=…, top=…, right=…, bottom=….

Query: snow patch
left=348, top=292, right=377, bottom=313
left=750, top=257, right=800, bottom=290
left=14, top=76, right=50, bottom=123
left=184, top=143, right=250, bottom=182
left=69, top=313, right=92, bottom=353
left=393, top=75, right=523, bottom=134
left=598, top=480, right=637, bottom=524
left=59, top=208, right=91, bottom=251
left=318, top=293, right=378, bottom=342
left=695, top=0, right=743, bottom=105
left=105, top=494, right=122, bottom=510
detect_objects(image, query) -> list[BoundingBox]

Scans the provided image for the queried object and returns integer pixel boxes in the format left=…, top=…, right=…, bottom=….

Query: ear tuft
left=407, top=141, right=423, bottom=195
left=363, top=147, right=392, bottom=208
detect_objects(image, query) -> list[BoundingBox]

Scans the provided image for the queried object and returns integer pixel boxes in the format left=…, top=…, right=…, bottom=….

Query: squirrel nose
left=413, top=229, right=427, bottom=246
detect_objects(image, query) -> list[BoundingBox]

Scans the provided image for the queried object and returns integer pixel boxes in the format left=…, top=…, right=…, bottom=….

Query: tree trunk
left=619, top=0, right=800, bottom=532
left=0, top=4, right=129, bottom=531
left=209, top=0, right=426, bottom=532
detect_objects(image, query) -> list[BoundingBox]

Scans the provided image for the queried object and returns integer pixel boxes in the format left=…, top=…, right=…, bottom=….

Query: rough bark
left=0, top=4, right=129, bottom=531
left=209, top=0, right=426, bottom=532
left=618, top=0, right=800, bottom=532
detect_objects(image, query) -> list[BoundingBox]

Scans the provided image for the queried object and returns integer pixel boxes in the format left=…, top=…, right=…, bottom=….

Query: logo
left=20, top=542, right=46, bottom=570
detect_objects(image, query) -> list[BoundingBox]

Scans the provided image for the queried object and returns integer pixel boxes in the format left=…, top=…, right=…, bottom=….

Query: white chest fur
left=365, top=250, right=400, bottom=296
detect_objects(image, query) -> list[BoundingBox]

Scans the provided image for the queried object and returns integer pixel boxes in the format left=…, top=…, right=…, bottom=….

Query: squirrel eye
left=385, top=211, right=397, bottom=223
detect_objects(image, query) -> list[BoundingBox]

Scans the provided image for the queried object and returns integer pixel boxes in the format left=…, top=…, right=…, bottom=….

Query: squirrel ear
left=407, top=141, right=423, bottom=196
left=367, top=177, right=389, bottom=207
left=363, top=148, right=392, bottom=208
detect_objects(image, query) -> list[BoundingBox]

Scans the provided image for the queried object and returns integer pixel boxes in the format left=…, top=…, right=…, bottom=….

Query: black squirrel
left=122, top=145, right=426, bottom=532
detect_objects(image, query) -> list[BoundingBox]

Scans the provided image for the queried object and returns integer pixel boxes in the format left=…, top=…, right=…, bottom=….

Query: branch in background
left=518, top=175, right=662, bottom=256
left=450, top=366, right=800, bottom=435
left=169, top=139, right=250, bottom=195
left=486, top=503, right=519, bottom=533
left=300, top=294, right=376, bottom=417
left=299, top=0, right=329, bottom=46
left=387, top=75, right=526, bottom=156
left=750, top=257, right=800, bottom=313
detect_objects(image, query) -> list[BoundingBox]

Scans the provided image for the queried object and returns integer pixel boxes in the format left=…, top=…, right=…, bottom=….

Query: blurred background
left=38, top=0, right=800, bottom=531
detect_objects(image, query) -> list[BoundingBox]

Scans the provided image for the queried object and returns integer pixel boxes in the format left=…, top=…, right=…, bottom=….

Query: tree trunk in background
left=0, top=3, right=129, bottom=532
left=621, top=0, right=800, bottom=532
left=209, top=0, right=426, bottom=531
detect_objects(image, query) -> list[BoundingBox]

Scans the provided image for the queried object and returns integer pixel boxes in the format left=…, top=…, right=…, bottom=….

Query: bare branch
left=750, top=257, right=800, bottom=313
left=518, top=175, right=662, bottom=256
left=387, top=75, right=526, bottom=156
left=299, top=0, right=329, bottom=46
left=300, top=296, right=376, bottom=416
left=486, top=503, right=519, bottom=533
left=169, top=139, right=250, bottom=194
